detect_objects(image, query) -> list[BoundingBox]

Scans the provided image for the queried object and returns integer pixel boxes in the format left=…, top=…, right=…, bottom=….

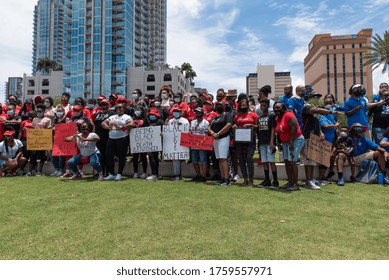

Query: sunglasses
left=353, top=127, right=363, bottom=131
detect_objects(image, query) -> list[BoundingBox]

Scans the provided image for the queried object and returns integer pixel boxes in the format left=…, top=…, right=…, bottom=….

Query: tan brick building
left=304, top=29, right=373, bottom=102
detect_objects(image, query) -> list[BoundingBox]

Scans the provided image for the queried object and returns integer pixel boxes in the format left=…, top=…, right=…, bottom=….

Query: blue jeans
left=67, top=153, right=102, bottom=173
left=372, top=127, right=385, bottom=144
left=51, top=155, right=66, bottom=171
left=282, top=135, right=304, bottom=162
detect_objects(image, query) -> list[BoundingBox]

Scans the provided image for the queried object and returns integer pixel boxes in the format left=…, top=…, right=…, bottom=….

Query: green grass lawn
left=0, top=176, right=388, bottom=260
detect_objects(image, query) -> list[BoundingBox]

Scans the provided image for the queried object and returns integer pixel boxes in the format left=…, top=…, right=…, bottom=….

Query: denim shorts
left=191, top=149, right=208, bottom=164
left=259, top=144, right=275, bottom=163
left=282, top=135, right=304, bottom=162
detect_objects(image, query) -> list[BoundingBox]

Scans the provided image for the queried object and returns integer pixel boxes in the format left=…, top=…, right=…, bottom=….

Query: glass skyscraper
left=32, top=0, right=64, bottom=75
left=62, top=0, right=167, bottom=99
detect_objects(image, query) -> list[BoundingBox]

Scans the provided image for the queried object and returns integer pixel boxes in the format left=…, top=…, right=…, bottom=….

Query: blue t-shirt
left=279, top=95, right=291, bottom=108
left=351, top=136, right=378, bottom=157
left=288, top=97, right=305, bottom=129
left=344, top=96, right=368, bottom=128
left=320, top=115, right=336, bottom=143
left=372, top=93, right=381, bottom=102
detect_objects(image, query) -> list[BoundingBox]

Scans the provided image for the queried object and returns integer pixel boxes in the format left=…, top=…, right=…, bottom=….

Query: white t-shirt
left=107, top=114, right=133, bottom=139
left=76, top=132, right=99, bottom=157
left=0, top=139, right=23, bottom=158
left=190, top=119, right=209, bottom=136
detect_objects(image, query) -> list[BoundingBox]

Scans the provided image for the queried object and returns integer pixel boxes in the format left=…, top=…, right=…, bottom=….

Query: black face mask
left=240, top=107, right=248, bottom=113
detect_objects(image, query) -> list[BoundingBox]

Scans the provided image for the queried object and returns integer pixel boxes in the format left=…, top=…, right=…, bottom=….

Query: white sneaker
left=26, top=171, right=35, bottom=176
left=146, top=175, right=158, bottom=180
left=140, top=173, right=147, bottom=179
left=115, top=174, right=122, bottom=181
left=233, top=174, right=240, bottom=182
left=103, top=174, right=115, bottom=180
left=56, top=171, right=64, bottom=177
left=307, top=180, right=321, bottom=190
left=50, top=170, right=59, bottom=176
left=132, top=173, right=138, bottom=179
left=35, top=172, right=42, bottom=176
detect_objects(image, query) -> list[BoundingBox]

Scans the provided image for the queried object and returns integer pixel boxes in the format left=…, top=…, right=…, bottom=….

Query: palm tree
left=363, top=30, right=389, bottom=77
left=36, top=57, right=59, bottom=74
left=180, top=62, right=197, bottom=85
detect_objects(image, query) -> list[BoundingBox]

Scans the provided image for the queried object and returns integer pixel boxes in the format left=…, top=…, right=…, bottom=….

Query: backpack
left=355, top=159, right=378, bottom=184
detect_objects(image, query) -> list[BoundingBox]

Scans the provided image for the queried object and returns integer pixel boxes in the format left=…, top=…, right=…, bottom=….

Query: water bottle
left=377, top=172, right=383, bottom=185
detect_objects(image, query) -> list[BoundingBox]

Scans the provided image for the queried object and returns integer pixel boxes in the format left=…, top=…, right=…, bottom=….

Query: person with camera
left=367, top=90, right=389, bottom=143
left=345, top=84, right=369, bottom=138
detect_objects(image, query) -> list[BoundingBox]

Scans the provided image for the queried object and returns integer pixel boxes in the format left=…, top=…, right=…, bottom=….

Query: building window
left=333, top=54, right=338, bottom=99
left=342, top=54, right=346, bottom=102
left=352, top=53, right=356, bottom=85
left=352, top=44, right=355, bottom=48
left=360, top=52, right=364, bottom=85
left=326, top=45, right=329, bottom=50
left=326, top=54, right=330, bottom=95
left=147, top=85, right=155, bottom=91
left=27, top=90, right=35, bottom=95
left=28, top=80, right=35, bottom=87
left=42, top=79, right=49, bottom=86
left=163, top=73, right=172, bottom=81
left=342, top=44, right=345, bottom=49
left=333, top=44, right=336, bottom=49
left=42, top=89, right=49, bottom=95
left=147, top=74, right=155, bottom=82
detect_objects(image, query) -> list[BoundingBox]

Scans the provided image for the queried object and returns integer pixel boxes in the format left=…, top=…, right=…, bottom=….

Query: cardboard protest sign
left=130, top=126, right=162, bottom=153
left=26, top=129, right=53, bottom=150
left=307, top=133, right=332, bottom=167
left=162, top=122, right=190, bottom=160
left=52, top=123, right=78, bottom=156
left=180, top=133, right=214, bottom=151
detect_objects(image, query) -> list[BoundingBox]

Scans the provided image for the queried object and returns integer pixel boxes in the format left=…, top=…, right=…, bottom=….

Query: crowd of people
left=1, top=82, right=389, bottom=190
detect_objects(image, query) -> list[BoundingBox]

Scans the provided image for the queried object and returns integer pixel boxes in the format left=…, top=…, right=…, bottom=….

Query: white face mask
left=169, top=100, right=174, bottom=107
left=44, top=102, right=50, bottom=108
left=154, top=101, right=161, bottom=107
left=134, top=111, right=141, bottom=117
left=7, top=110, right=14, bottom=116
left=37, top=112, right=44, bottom=118
left=161, top=94, right=167, bottom=99
left=132, top=94, right=139, bottom=100
left=56, top=112, right=64, bottom=118
left=174, top=98, right=180, bottom=103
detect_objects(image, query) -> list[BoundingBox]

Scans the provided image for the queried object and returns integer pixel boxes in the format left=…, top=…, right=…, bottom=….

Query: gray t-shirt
left=107, top=114, right=133, bottom=139
left=76, top=132, right=99, bottom=156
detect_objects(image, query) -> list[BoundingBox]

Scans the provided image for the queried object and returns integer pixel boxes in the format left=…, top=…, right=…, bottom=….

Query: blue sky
left=1, top=0, right=389, bottom=102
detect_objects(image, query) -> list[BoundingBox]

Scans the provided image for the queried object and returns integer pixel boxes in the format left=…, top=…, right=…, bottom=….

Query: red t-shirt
left=234, top=112, right=258, bottom=127
left=20, top=119, right=33, bottom=139
left=66, top=108, right=92, bottom=120
left=274, top=112, right=302, bottom=143
left=186, top=109, right=196, bottom=123
left=0, top=113, right=8, bottom=141
left=203, top=111, right=218, bottom=123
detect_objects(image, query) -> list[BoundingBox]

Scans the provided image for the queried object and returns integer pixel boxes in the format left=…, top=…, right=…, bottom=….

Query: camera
left=385, top=96, right=389, bottom=105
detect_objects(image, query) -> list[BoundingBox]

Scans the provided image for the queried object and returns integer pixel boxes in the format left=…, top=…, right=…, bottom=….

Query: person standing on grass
left=101, top=103, right=133, bottom=181
left=288, top=85, right=306, bottom=130
left=18, top=110, right=36, bottom=175
left=208, top=103, right=233, bottom=186
left=189, top=107, right=209, bottom=182
left=232, top=98, right=258, bottom=186
left=65, top=122, right=103, bottom=180
left=0, top=128, right=27, bottom=176
left=256, top=99, right=278, bottom=188
left=273, top=102, right=304, bottom=191
left=146, top=110, right=165, bottom=181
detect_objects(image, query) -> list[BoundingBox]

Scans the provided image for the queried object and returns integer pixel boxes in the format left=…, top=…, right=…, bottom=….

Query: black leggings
left=148, top=152, right=159, bottom=175
left=133, top=153, right=147, bottom=173
left=106, top=136, right=129, bottom=175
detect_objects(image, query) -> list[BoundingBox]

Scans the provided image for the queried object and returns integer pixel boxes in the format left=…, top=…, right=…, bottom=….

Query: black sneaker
left=220, top=179, right=231, bottom=186
left=211, top=174, right=221, bottom=181
left=190, top=175, right=201, bottom=182
left=326, top=171, right=335, bottom=180
left=286, top=185, right=300, bottom=191
left=259, top=179, right=272, bottom=187
left=197, top=176, right=207, bottom=182
left=350, top=176, right=356, bottom=183
left=272, top=180, right=279, bottom=188
left=279, top=182, right=291, bottom=189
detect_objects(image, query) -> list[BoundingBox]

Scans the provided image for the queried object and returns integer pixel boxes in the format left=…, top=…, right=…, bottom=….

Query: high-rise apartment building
left=6, top=77, right=23, bottom=100
left=32, top=0, right=64, bottom=75
left=304, top=29, right=373, bottom=102
left=246, top=65, right=291, bottom=100
left=62, top=0, right=167, bottom=99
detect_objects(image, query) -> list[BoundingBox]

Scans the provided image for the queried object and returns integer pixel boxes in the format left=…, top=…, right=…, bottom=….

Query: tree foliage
left=363, top=30, right=389, bottom=75
left=180, top=62, right=197, bottom=82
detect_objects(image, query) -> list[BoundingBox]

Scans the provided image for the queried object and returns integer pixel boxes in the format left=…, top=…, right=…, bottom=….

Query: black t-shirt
left=94, top=110, right=116, bottom=142
left=371, top=104, right=389, bottom=128
left=210, top=112, right=233, bottom=139
left=257, top=112, right=275, bottom=145
left=301, top=104, right=321, bottom=139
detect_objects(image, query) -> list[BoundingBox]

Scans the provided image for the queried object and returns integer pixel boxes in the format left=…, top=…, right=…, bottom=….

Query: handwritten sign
left=130, top=126, right=162, bottom=153
left=26, top=129, right=53, bottom=150
left=52, top=123, right=78, bottom=156
left=307, top=133, right=332, bottom=167
left=180, top=133, right=214, bottom=151
left=234, top=128, right=254, bottom=143
left=162, top=122, right=190, bottom=160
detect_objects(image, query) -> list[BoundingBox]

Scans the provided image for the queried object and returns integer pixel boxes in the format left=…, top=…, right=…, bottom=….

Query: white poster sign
left=130, top=126, right=162, bottom=153
left=162, top=123, right=190, bottom=160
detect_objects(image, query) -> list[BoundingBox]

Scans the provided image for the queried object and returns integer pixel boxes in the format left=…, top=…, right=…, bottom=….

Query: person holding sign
left=233, top=98, right=258, bottom=186
left=65, top=122, right=103, bottom=180
left=274, top=102, right=304, bottom=191
left=208, top=103, right=233, bottom=186
left=0, top=128, right=27, bottom=176
left=146, top=110, right=164, bottom=180
left=101, top=104, right=133, bottom=181
left=189, top=107, right=209, bottom=182
left=26, top=104, right=52, bottom=176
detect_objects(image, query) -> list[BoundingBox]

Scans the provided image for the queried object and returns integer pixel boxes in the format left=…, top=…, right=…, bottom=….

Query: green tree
left=36, top=57, right=61, bottom=73
left=363, top=30, right=389, bottom=77
left=180, top=62, right=197, bottom=85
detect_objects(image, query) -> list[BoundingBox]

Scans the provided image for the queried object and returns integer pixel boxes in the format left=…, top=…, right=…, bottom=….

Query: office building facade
left=32, top=0, right=64, bottom=75
left=62, top=0, right=167, bottom=99
left=6, top=77, right=23, bottom=100
left=304, top=29, right=373, bottom=102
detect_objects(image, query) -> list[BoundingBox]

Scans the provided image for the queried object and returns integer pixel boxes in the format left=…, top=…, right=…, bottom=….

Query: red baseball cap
left=3, top=130, right=15, bottom=136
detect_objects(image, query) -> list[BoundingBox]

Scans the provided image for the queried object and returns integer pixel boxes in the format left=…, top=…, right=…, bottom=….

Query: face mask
left=44, top=102, right=50, bottom=108
left=149, top=115, right=157, bottom=121
left=132, top=94, right=139, bottom=100
left=56, top=112, right=64, bottom=118
left=72, top=112, right=81, bottom=118
left=174, top=98, right=180, bottom=103
left=88, top=103, right=96, bottom=108
left=26, top=104, right=33, bottom=111
left=161, top=94, right=167, bottom=99
left=325, top=105, right=332, bottom=110
left=37, top=112, right=44, bottom=118
left=134, top=111, right=141, bottom=117
left=173, top=112, right=181, bottom=119
left=204, top=105, right=212, bottom=112
left=240, top=107, right=248, bottom=113
left=154, top=101, right=161, bottom=107
left=190, top=103, right=198, bottom=110
left=169, top=100, right=174, bottom=107
left=7, top=110, right=14, bottom=116
left=340, top=132, right=348, bottom=139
